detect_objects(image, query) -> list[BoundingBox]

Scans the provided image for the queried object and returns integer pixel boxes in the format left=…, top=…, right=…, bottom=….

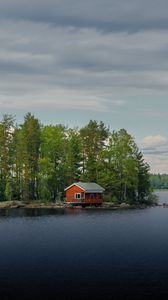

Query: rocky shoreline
left=0, top=200, right=157, bottom=210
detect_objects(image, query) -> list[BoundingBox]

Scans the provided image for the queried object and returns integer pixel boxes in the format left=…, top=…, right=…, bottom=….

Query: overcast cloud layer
left=1, top=0, right=168, bottom=172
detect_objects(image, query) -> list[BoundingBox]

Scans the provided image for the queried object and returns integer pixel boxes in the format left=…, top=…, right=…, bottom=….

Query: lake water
left=1, top=192, right=168, bottom=300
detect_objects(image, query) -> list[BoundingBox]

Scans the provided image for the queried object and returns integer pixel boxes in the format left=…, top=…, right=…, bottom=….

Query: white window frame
left=75, top=193, right=81, bottom=199
left=75, top=192, right=85, bottom=200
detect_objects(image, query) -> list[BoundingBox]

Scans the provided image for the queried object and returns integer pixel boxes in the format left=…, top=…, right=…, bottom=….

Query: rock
left=102, top=202, right=118, bottom=208
left=120, top=203, right=130, bottom=208
left=73, top=205, right=83, bottom=209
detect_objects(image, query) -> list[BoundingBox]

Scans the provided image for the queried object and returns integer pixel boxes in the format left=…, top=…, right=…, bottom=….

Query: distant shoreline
left=154, top=189, right=168, bottom=192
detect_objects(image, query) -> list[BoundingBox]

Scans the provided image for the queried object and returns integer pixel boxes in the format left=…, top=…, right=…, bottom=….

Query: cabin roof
left=65, top=182, right=105, bottom=193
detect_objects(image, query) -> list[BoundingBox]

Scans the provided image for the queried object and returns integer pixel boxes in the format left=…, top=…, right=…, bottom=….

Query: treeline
left=150, top=174, right=168, bottom=189
left=0, top=113, right=150, bottom=203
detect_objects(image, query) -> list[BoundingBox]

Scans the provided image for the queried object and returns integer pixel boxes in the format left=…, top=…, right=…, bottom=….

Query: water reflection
left=0, top=208, right=66, bottom=218
left=0, top=192, right=167, bottom=300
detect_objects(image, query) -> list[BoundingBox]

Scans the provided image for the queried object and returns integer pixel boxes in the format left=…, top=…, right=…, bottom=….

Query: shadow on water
left=0, top=208, right=66, bottom=218
left=0, top=206, right=135, bottom=218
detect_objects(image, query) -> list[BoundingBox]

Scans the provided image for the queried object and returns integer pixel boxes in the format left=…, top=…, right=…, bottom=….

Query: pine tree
left=21, top=113, right=41, bottom=200
left=80, top=120, right=109, bottom=182
left=65, top=129, right=82, bottom=185
left=40, top=125, right=66, bottom=201
left=0, top=115, right=14, bottom=200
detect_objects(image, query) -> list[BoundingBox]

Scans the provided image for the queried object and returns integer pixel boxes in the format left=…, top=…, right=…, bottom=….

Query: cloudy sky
left=1, top=0, right=168, bottom=173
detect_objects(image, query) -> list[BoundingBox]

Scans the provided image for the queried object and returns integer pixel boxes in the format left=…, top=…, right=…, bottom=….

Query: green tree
left=40, top=125, right=66, bottom=201
left=0, top=113, right=151, bottom=204
left=65, top=129, right=82, bottom=185
left=12, top=127, right=26, bottom=200
left=135, top=151, right=150, bottom=202
left=21, top=113, right=41, bottom=200
left=103, top=129, right=139, bottom=202
left=80, top=120, right=109, bottom=182
left=5, top=178, right=12, bottom=201
left=0, top=115, right=14, bottom=200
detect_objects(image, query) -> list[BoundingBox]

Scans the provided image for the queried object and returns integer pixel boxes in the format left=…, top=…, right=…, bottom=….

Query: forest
left=0, top=113, right=151, bottom=204
left=150, top=174, right=168, bottom=190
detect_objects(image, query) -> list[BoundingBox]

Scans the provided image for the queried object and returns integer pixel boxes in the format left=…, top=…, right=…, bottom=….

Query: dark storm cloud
left=0, top=0, right=168, bottom=32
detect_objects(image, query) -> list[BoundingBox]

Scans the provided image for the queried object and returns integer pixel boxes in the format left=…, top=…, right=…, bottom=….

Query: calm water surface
left=1, top=192, right=168, bottom=300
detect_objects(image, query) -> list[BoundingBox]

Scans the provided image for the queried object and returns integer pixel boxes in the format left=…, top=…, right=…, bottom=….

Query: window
left=75, top=192, right=85, bottom=200
left=75, top=193, right=81, bottom=199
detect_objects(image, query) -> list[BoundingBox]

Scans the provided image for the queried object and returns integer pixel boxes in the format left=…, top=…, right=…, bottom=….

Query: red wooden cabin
left=64, top=182, right=105, bottom=206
